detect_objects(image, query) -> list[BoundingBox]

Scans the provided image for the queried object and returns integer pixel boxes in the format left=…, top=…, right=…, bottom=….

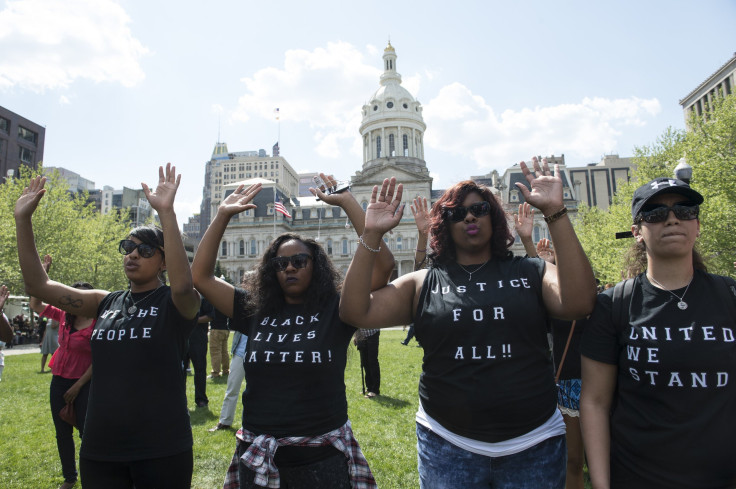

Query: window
left=327, top=239, right=333, bottom=255
left=361, top=201, right=367, bottom=211
left=250, top=238, right=256, bottom=255
left=397, top=236, right=402, bottom=251
left=302, top=209, right=311, bottom=219
left=403, top=134, right=409, bottom=156
left=221, top=241, right=227, bottom=257
left=342, top=238, right=348, bottom=255
left=533, top=226, right=541, bottom=243
left=389, top=134, right=395, bottom=156
left=19, top=146, right=35, bottom=163
left=0, top=117, right=9, bottom=134
left=239, top=240, right=245, bottom=256
left=376, top=136, right=381, bottom=157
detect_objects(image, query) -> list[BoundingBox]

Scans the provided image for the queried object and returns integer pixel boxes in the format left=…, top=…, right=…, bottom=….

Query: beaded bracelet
left=543, top=207, right=568, bottom=224
left=358, top=235, right=381, bottom=253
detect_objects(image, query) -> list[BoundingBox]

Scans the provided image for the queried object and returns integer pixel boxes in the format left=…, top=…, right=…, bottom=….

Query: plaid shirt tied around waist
left=222, top=420, right=376, bottom=489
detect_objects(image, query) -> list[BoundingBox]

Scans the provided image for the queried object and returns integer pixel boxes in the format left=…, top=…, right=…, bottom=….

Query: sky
left=1, top=0, right=735, bottom=226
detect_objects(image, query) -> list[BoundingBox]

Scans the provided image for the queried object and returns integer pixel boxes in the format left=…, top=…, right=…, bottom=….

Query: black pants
left=237, top=443, right=350, bottom=489
left=50, top=375, right=91, bottom=483
left=80, top=449, right=193, bottom=489
left=357, top=332, right=380, bottom=394
left=188, top=325, right=208, bottom=405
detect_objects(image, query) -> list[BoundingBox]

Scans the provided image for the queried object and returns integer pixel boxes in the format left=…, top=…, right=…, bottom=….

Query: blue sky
left=1, top=0, right=735, bottom=224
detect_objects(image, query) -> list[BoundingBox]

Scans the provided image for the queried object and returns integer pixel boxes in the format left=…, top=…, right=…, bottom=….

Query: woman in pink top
left=30, top=255, right=96, bottom=489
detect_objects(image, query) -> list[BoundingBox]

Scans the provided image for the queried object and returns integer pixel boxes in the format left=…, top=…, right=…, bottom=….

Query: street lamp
left=674, top=158, right=693, bottom=183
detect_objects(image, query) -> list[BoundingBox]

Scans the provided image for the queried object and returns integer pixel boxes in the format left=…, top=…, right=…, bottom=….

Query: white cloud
left=58, top=95, right=71, bottom=105
left=0, top=0, right=149, bottom=91
left=423, top=83, right=661, bottom=171
left=232, top=42, right=381, bottom=159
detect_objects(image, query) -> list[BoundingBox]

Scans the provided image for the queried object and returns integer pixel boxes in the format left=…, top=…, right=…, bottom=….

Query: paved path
left=3, top=343, right=41, bottom=356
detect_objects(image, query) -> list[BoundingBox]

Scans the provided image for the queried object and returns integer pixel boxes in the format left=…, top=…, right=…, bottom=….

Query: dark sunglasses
left=444, top=201, right=491, bottom=222
left=635, top=202, right=699, bottom=224
left=271, top=253, right=312, bottom=272
left=119, top=239, right=159, bottom=258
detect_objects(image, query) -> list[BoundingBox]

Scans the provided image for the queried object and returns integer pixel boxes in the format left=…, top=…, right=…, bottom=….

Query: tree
left=573, top=94, right=736, bottom=281
left=0, top=165, right=133, bottom=296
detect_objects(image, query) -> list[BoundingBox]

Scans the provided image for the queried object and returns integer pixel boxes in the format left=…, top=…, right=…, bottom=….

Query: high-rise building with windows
left=680, top=52, right=736, bottom=123
left=0, top=105, right=45, bottom=181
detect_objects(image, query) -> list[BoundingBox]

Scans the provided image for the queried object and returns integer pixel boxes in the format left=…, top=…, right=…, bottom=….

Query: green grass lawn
left=0, top=330, right=590, bottom=488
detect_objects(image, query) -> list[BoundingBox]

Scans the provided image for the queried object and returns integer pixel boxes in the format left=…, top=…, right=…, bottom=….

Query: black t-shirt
left=210, top=307, right=230, bottom=330
left=231, top=289, right=355, bottom=438
left=414, top=257, right=557, bottom=442
left=581, top=271, right=736, bottom=489
left=551, top=318, right=585, bottom=380
left=80, top=287, right=196, bottom=461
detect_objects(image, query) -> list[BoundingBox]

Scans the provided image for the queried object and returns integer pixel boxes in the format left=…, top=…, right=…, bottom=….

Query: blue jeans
left=417, top=423, right=566, bottom=489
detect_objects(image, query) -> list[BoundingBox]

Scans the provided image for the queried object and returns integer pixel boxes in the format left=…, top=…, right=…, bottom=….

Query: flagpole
left=273, top=184, right=276, bottom=235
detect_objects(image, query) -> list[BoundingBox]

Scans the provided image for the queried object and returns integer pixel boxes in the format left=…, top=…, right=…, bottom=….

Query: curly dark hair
left=428, top=180, right=514, bottom=265
left=624, top=224, right=707, bottom=277
left=247, top=234, right=341, bottom=317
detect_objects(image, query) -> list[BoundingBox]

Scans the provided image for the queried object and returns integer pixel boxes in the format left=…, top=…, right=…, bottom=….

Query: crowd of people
left=3, top=160, right=734, bottom=489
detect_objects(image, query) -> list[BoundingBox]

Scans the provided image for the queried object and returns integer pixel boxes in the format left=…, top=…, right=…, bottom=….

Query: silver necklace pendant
left=128, top=305, right=138, bottom=314
left=677, top=301, right=688, bottom=310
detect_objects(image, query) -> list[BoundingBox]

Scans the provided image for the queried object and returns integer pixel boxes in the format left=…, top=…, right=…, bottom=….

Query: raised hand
left=515, top=156, right=563, bottom=215
left=14, top=176, right=47, bottom=220
left=410, top=196, right=430, bottom=237
left=365, top=177, right=404, bottom=235
left=218, top=182, right=262, bottom=217
left=514, top=202, right=534, bottom=241
left=536, top=238, right=555, bottom=264
left=0, top=285, right=9, bottom=310
left=142, top=163, right=180, bottom=214
left=309, top=173, right=352, bottom=207
left=42, top=255, right=52, bottom=274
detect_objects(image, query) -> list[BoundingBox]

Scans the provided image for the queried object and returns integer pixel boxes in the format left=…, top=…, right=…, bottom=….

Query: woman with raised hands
left=15, top=164, right=200, bottom=489
left=192, top=174, right=395, bottom=489
left=340, top=157, right=597, bottom=489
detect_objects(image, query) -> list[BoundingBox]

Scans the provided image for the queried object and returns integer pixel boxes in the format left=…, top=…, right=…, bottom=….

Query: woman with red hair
left=341, top=157, right=597, bottom=488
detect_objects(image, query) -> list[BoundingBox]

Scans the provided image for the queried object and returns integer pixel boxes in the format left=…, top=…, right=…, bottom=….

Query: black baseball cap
left=615, top=177, right=704, bottom=239
left=631, top=177, right=703, bottom=221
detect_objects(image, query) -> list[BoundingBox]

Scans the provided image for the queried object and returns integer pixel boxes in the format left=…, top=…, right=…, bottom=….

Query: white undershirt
left=416, top=401, right=565, bottom=457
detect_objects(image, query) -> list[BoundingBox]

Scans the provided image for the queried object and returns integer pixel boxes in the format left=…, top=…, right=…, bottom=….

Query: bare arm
left=192, top=183, right=262, bottom=318
left=411, top=196, right=430, bottom=271
left=580, top=356, right=617, bottom=489
left=516, top=158, right=596, bottom=319
left=340, top=178, right=423, bottom=328
left=63, top=364, right=93, bottom=404
left=514, top=202, right=537, bottom=257
left=14, top=176, right=107, bottom=318
left=142, top=164, right=200, bottom=320
left=310, top=173, right=395, bottom=290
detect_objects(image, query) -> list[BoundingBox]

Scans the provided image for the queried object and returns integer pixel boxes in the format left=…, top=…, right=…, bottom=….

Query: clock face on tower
left=386, top=102, right=394, bottom=108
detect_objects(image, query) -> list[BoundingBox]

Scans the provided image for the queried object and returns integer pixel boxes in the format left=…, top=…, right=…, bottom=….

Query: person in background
left=0, top=285, right=13, bottom=344
left=209, top=306, right=230, bottom=379
left=29, top=255, right=96, bottom=489
left=209, top=329, right=248, bottom=431
left=581, top=177, right=736, bottom=489
left=190, top=297, right=214, bottom=408
left=355, top=328, right=380, bottom=398
left=340, top=159, right=597, bottom=489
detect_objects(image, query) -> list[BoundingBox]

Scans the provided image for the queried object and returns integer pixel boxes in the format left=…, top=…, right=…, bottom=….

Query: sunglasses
left=444, top=201, right=491, bottom=222
left=119, top=239, right=159, bottom=259
left=635, top=203, right=699, bottom=224
left=271, top=253, right=312, bottom=272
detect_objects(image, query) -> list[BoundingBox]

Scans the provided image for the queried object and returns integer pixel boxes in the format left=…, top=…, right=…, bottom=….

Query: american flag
left=274, top=198, right=291, bottom=218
